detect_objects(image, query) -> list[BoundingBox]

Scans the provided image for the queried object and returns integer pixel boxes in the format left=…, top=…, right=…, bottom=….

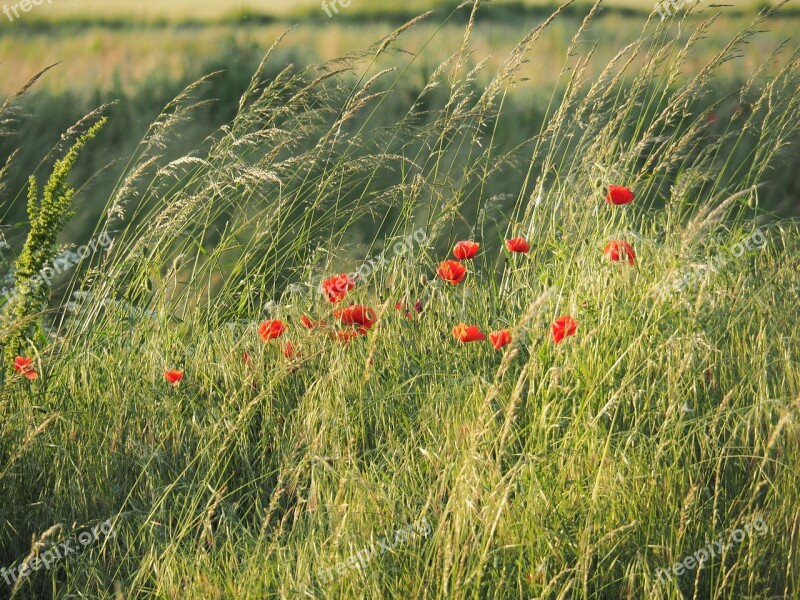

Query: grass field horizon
left=1, top=1, right=799, bottom=598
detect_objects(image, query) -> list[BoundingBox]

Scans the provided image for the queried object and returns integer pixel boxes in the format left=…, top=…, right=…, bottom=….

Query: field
left=1, top=1, right=800, bottom=599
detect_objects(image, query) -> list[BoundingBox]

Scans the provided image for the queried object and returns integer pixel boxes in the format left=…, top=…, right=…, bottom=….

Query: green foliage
left=1, top=2, right=799, bottom=599
left=2, top=118, right=106, bottom=371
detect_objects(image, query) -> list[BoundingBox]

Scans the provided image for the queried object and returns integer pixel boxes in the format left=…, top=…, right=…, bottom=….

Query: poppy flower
left=282, top=341, right=299, bottom=358
left=551, top=316, right=578, bottom=344
left=489, top=329, right=512, bottom=350
left=603, top=240, right=636, bottom=266
left=334, top=305, right=376, bottom=331
left=164, top=370, right=184, bottom=387
left=453, top=241, right=480, bottom=260
left=505, top=237, right=530, bottom=253
left=395, top=302, right=414, bottom=320
left=333, top=329, right=365, bottom=343
left=606, top=185, right=635, bottom=206
left=452, top=323, right=486, bottom=343
left=243, top=351, right=251, bottom=366
left=13, top=356, right=38, bottom=380
left=437, top=260, right=467, bottom=285
left=414, top=299, right=424, bottom=314
left=322, top=273, right=355, bottom=303
left=259, top=320, right=287, bottom=341
left=300, top=315, right=327, bottom=329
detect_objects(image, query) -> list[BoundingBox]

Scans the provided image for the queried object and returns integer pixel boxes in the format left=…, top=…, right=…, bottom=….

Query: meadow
left=1, top=1, right=800, bottom=599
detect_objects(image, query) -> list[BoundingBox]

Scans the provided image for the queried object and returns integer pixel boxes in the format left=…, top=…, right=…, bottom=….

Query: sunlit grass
left=1, top=1, right=799, bottom=598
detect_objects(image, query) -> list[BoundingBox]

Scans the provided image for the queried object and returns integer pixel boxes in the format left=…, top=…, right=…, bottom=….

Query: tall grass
left=1, top=1, right=799, bottom=598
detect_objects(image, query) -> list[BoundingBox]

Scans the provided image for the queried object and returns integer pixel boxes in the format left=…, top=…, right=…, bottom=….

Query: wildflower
left=282, top=341, right=299, bottom=358
left=259, top=320, right=287, bottom=341
left=606, top=185, right=635, bottom=205
left=395, top=302, right=414, bottom=320
left=13, top=356, right=38, bottom=380
left=453, top=323, right=486, bottom=343
left=604, top=240, right=636, bottom=266
left=437, top=260, right=467, bottom=285
left=301, top=315, right=327, bottom=329
left=453, top=241, right=480, bottom=260
left=489, top=329, right=512, bottom=350
left=551, top=316, right=578, bottom=344
left=333, top=329, right=365, bottom=343
left=322, top=274, right=355, bottom=303
left=505, top=237, right=530, bottom=253
left=243, top=351, right=251, bottom=366
left=164, top=370, right=184, bottom=387
left=335, top=305, right=376, bottom=331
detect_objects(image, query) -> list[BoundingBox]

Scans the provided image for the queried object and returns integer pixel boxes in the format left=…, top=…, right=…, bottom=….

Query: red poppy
left=551, top=316, right=578, bottom=344
left=322, top=273, right=355, bottom=303
left=489, top=329, right=512, bottom=350
left=437, top=260, right=467, bottom=285
left=13, top=356, right=38, bottom=380
left=453, top=241, right=480, bottom=260
left=164, top=370, right=184, bottom=387
left=453, top=323, right=486, bottom=343
left=259, top=320, right=287, bottom=341
left=606, top=185, right=635, bottom=206
left=282, top=341, right=299, bottom=358
left=333, top=329, right=366, bottom=343
left=706, top=112, right=718, bottom=123
left=395, top=302, right=414, bottom=320
left=300, top=315, right=327, bottom=329
left=603, top=240, right=636, bottom=266
left=243, top=351, right=251, bottom=366
left=505, top=237, right=530, bottom=253
left=335, top=305, right=377, bottom=330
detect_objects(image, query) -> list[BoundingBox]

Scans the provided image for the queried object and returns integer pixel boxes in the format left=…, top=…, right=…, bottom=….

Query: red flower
left=301, top=315, right=327, bottom=329
left=437, top=260, right=467, bottom=285
left=282, top=341, right=299, bottom=358
left=551, top=316, right=578, bottom=344
left=489, top=329, right=512, bottom=350
left=333, top=329, right=366, bottom=343
left=164, top=370, right=184, bottom=387
left=603, top=240, right=636, bottom=266
left=453, top=323, right=486, bottom=343
left=243, top=351, right=251, bottom=366
left=13, top=356, right=38, bottom=380
left=606, top=185, right=635, bottom=206
left=505, top=237, right=530, bottom=253
left=322, top=273, right=355, bottom=303
left=335, top=305, right=376, bottom=331
left=395, top=302, right=414, bottom=320
left=453, top=241, right=480, bottom=260
left=259, top=320, right=287, bottom=341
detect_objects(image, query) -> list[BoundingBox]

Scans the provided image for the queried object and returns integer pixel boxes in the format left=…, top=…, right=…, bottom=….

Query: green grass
left=1, top=2, right=799, bottom=598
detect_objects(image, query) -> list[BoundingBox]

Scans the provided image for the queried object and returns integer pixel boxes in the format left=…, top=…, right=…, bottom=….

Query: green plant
left=1, top=118, right=106, bottom=372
